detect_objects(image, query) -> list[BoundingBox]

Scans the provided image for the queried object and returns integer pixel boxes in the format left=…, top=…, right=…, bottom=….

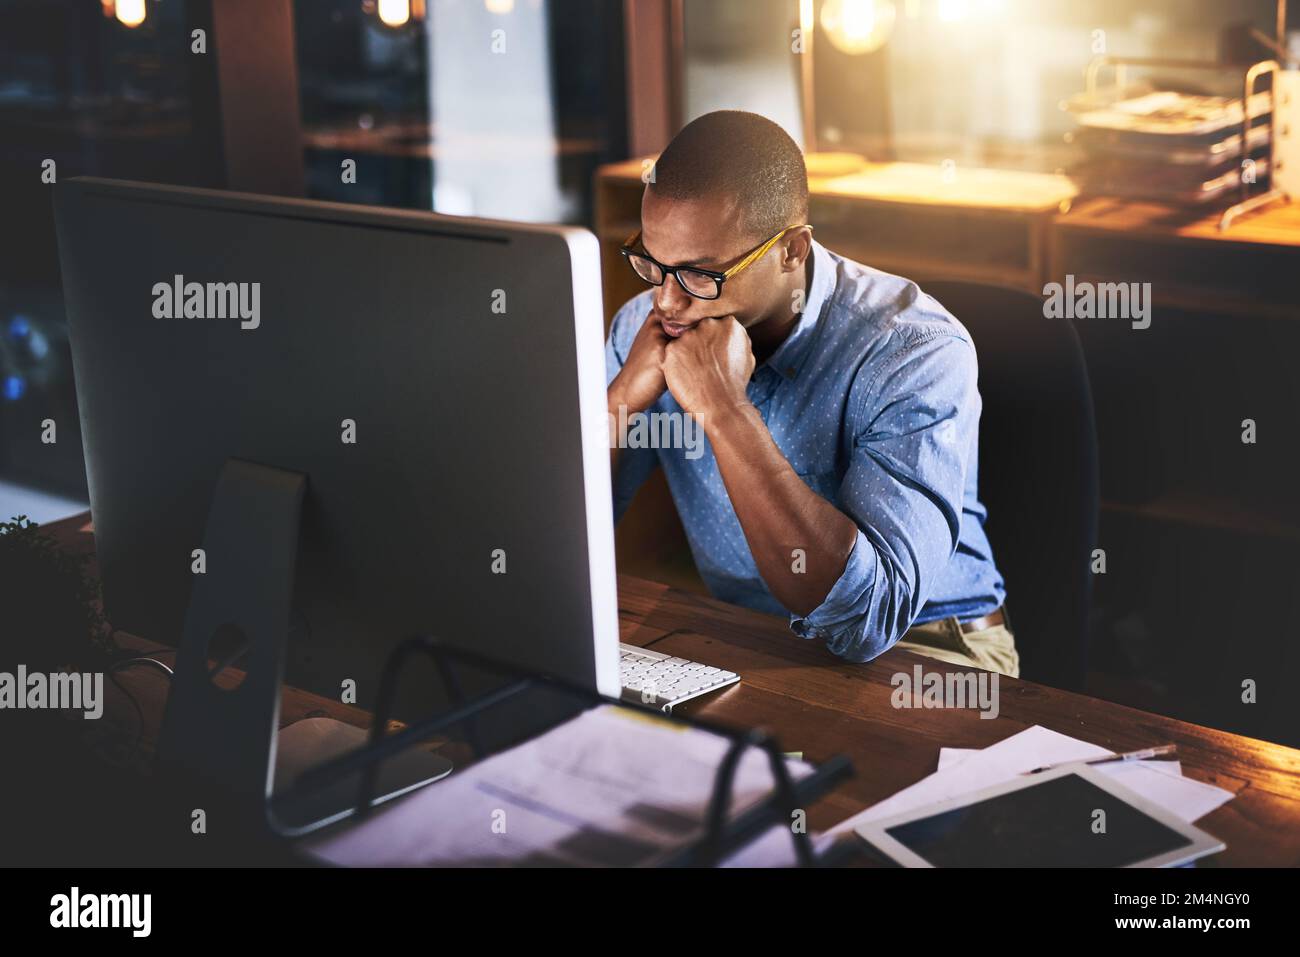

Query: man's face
left=639, top=188, right=791, bottom=339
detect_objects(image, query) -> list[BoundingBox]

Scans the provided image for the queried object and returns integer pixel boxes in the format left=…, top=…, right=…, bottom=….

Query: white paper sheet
left=936, top=745, right=1232, bottom=824
left=827, top=725, right=1233, bottom=840
left=940, top=744, right=1184, bottom=780
left=727, top=725, right=1235, bottom=867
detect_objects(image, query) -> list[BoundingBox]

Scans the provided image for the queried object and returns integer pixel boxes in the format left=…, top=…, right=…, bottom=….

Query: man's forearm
left=608, top=387, right=622, bottom=476
left=607, top=383, right=631, bottom=476
left=703, top=401, right=859, bottom=616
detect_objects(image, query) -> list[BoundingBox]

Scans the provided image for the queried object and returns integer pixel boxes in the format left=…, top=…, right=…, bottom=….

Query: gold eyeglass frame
left=620, top=223, right=813, bottom=300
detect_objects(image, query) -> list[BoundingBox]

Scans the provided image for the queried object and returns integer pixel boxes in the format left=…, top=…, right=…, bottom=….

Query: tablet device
left=855, top=764, right=1226, bottom=867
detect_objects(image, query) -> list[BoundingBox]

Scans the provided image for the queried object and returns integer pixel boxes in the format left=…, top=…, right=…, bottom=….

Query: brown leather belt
left=958, top=606, right=1006, bottom=634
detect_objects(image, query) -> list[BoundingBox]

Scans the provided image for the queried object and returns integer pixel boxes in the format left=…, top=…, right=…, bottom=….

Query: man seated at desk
left=606, top=109, right=1018, bottom=678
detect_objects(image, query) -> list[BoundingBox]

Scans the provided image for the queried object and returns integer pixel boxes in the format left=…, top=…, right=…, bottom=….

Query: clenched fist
left=662, top=316, right=756, bottom=418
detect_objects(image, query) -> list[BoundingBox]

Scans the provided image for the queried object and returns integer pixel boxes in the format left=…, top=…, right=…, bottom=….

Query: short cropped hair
left=648, top=110, right=808, bottom=242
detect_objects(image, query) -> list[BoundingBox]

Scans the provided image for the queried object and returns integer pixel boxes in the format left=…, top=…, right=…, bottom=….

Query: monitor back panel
left=55, top=179, right=614, bottom=720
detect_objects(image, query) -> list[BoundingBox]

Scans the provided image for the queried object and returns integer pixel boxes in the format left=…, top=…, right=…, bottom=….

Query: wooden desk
left=618, top=576, right=1300, bottom=866
left=1051, top=196, right=1300, bottom=323
left=47, top=512, right=1300, bottom=866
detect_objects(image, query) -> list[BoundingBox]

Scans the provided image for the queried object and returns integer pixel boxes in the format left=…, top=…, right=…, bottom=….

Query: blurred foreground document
left=303, top=704, right=812, bottom=867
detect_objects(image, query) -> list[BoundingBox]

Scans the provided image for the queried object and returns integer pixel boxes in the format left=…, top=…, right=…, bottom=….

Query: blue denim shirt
left=605, top=239, right=1005, bottom=663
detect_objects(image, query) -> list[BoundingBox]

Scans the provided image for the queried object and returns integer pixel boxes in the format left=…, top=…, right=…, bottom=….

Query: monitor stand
left=155, top=458, right=451, bottom=843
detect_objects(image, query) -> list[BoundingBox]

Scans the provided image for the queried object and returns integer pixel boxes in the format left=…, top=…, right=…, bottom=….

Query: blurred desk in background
left=595, top=156, right=1079, bottom=323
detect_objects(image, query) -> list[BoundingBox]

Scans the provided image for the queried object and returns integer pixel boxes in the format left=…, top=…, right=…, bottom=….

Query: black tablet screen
left=883, top=772, right=1194, bottom=867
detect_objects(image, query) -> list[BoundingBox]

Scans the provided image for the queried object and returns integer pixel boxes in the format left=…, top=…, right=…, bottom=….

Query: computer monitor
left=53, top=178, right=621, bottom=727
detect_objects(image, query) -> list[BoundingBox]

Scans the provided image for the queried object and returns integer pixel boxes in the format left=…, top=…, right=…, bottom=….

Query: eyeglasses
left=619, top=224, right=812, bottom=301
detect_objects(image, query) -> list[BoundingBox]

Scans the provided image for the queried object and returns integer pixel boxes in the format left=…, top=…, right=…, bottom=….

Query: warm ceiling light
left=820, top=0, right=896, bottom=56
left=114, top=0, right=146, bottom=28
left=377, top=0, right=411, bottom=27
left=484, top=0, right=515, bottom=12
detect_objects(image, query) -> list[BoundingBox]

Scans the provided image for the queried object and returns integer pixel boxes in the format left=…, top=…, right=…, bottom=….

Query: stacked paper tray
left=1066, top=90, right=1272, bottom=203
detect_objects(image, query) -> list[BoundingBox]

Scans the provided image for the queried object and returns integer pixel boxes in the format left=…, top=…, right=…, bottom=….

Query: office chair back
left=920, top=281, right=1099, bottom=691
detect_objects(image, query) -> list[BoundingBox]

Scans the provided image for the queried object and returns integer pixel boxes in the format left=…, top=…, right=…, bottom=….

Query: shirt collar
left=762, top=238, right=834, bottom=382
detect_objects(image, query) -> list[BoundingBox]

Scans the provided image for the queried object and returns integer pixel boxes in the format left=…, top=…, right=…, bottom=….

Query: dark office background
left=0, top=0, right=627, bottom=501
left=1, top=0, right=1297, bottom=749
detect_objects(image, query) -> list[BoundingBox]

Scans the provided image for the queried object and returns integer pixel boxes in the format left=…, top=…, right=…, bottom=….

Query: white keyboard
left=619, top=643, right=740, bottom=712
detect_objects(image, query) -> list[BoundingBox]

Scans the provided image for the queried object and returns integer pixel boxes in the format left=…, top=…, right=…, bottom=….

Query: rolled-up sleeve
left=790, top=332, right=979, bottom=662
left=604, top=294, right=660, bottom=523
